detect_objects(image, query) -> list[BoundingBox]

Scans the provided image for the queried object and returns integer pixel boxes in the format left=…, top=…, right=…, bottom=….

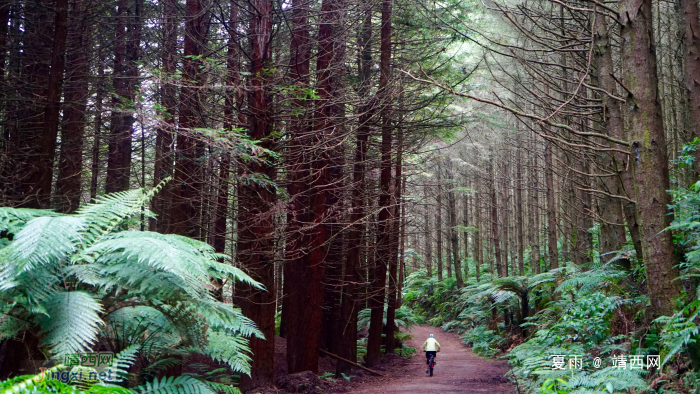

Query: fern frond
left=0, top=216, right=83, bottom=290
left=83, top=232, right=214, bottom=298
left=0, top=207, right=59, bottom=235
left=76, top=188, right=157, bottom=247
left=200, top=329, right=252, bottom=375
left=40, top=291, right=103, bottom=356
left=136, top=376, right=216, bottom=394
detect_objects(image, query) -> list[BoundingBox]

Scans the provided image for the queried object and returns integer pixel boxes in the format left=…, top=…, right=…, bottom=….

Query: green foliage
left=357, top=305, right=419, bottom=332
left=395, top=345, right=417, bottom=359
left=318, top=372, right=335, bottom=382
left=654, top=300, right=700, bottom=367
left=0, top=186, right=260, bottom=391
left=461, top=325, right=501, bottom=357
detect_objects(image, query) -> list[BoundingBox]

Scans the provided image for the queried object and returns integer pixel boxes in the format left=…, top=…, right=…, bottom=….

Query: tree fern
left=40, top=291, right=103, bottom=356
left=0, top=185, right=261, bottom=385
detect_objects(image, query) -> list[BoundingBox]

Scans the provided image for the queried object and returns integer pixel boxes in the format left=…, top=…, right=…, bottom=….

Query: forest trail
left=352, top=325, right=516, bottom=394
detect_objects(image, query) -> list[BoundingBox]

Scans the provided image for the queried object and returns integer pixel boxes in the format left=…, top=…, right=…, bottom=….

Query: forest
left=1, top=0, right=700, bottom=392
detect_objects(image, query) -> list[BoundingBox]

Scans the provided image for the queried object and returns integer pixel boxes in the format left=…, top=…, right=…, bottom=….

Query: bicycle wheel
left=429, top=365, right=433, bottom=376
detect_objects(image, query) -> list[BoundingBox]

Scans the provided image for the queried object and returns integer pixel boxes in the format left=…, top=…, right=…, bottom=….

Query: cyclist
left=422, top=334, right=441, bottom=373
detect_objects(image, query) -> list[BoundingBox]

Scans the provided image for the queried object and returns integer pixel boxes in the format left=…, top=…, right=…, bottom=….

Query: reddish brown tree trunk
left=336, top=2, right=372, bottom=373
left=106, top=0, right=138, bottom=193
left=236, top=0, right=276, bottom=386
left=151, top=0, right=178, bottom=231
left=366, top=0, right=393, bottom=367
left=170, top=0, right=207, bottom=238
left=28, top=0, right=69, bottom=208
left=9, top=1, right=51, bottom=207
left=56, top=0, right=89, bottom=213
left=385, top=125, right=403, bottom=353
left=283, top=0, right=311, bottom=346
left=90, top=47, right=105, bottom=201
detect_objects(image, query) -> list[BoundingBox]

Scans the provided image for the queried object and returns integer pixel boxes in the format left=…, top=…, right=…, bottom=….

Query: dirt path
left=352, top=325, right=516, bottom=394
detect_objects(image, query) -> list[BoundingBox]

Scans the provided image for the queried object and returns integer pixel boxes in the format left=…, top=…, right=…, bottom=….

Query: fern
left=135, top=376, right=216, bottom=394
left=0, top=186, right=261, bottom=384
left=40, top=291, right=103, bottom=356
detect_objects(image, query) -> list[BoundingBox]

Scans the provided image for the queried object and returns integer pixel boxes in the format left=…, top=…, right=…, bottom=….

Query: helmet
left=429, top=334, right=434, bottom=338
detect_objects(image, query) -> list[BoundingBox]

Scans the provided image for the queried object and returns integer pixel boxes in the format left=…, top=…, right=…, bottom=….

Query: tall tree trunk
left=55, top=0, right=89, bottom=213
left=90, top=48, right=104, bottom=202
left=682, top=0, right=700, bottom=176
left=501, top=159, right=510, bottom=277
left=151, top=0, right=178, bottom=232
left=10, top=1, right=51, bottom=207
left=516, top=143, right=524, bottom=275
left=594, top=7, right=642, bottom=262
left=447, top=161, right=463, bottom=287
left=491, top=159, right=503, bottom=277
left=170, top=0, right=206, bottom=237
left=366, top=0, right=393, bottom=366
left=235, top=0, right=276, bottom=386
left=473, top=174, right=481, bottom=281
left=337, top=1, right=372, bottom=372
left=619, top=0, right=681, bottom=316
left=212, top=0, right=243, bottom=261
left=106, top=0, right=139, bottom=193
left=436, top=168, right=444, bottom=281
left=31, top=0, right=69, bottom=208
left=424, top=187, right=433, bottom=276
left=463, top=184, right=469, bottom=279
left=385, top=120, right=403, bottom=353
left=529, top=134, right=541, bottom=274
left=545, top=140, right=558, bottom=270
left=284, top=0, right=312, bottom=367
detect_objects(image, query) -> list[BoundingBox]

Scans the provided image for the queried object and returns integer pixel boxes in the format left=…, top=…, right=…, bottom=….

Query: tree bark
left=473, top=174, right=481, bottom=281
left=544, top=140, right=558, bottom=270
left=491, top=159, right=503, bottom=277
left=31, top=0, right=69, bottom=208
left=682, top=0, right=700, bottom=176
left=436, top=167, right=444, bottom=281
left=236, top=0, right=276, bottom=386
left=56, top=0, right=89, bottom=213
left=619, top=0, right=681, bottom=316
left=106, top=0, right=139, bottom=193
left=366, top=0, right=392, bottom=366
left=151, top=0, right=178, bottom=232
left=424, top=187, right=433, bottom=277
left=516, top=143, right=524, bottom=275
left=336, top=1, right=372, bottom=372
left=529, top=133, right=541, bottom=274
left=447, top=161, right=463, bottom=287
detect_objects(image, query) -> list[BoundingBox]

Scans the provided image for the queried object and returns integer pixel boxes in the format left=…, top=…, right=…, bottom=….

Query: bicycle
left=427, top=353, right=435, bottom=376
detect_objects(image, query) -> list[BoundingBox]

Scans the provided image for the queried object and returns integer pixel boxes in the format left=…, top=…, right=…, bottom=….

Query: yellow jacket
left=422, top=337, right=441, bottom=352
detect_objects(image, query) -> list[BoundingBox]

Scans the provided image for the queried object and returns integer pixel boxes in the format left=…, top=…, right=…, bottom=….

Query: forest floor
left=349, top=325, right=516, bottom=394
left=254, top=325, right=515, bottom=393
